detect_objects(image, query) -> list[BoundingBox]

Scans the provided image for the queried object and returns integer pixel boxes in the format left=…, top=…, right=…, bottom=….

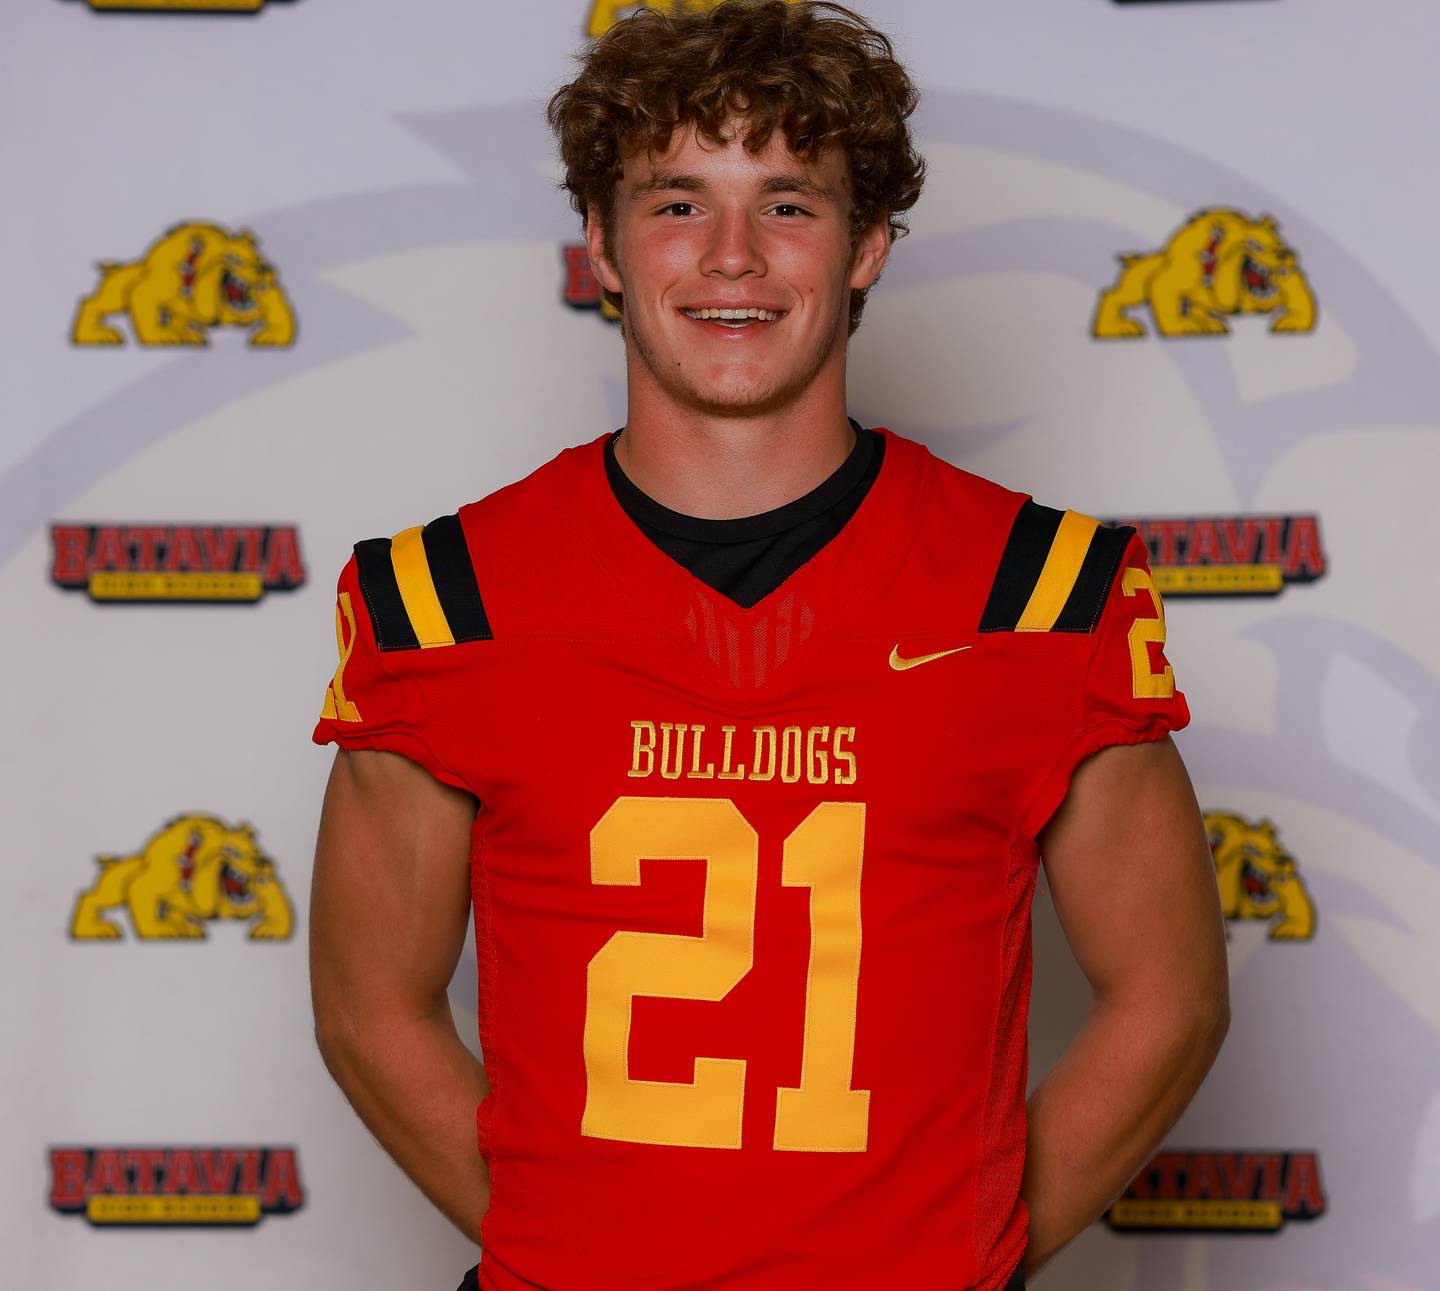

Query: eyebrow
left=629, top=171, right=837, bottom=204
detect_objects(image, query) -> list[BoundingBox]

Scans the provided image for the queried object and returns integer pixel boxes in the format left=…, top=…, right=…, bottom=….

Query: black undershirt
left=604, top=420, right=885, bottom=609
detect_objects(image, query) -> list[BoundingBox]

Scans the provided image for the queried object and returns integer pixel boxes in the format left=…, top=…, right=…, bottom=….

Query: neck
left=614, top=358, right=855, bottom=520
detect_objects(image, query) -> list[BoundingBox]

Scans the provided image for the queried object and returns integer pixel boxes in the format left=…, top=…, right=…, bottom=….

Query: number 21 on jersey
left=582, top=796, right=870, bottom=1153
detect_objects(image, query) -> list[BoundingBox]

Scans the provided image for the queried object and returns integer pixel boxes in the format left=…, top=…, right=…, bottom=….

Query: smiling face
left=586, top=120, right=889, bottom=420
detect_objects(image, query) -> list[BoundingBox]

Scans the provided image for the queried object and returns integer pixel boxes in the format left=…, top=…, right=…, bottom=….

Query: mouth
left=1241, top=256, right=1275, bottom=298
left=680, top=306, right=785, bottom=330
left=220, top=861, right=251, bottom=903
left=222, top=270, right=254, bottom=311
left=1241, top=860, right=1272, bottom=903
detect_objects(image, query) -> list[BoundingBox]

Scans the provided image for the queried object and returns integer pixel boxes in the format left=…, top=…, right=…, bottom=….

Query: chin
left=628, top=309, right=836, bottom=416
left=675, top=374, right=800, bottom=417
left=677, top=351, right=820, bottom=411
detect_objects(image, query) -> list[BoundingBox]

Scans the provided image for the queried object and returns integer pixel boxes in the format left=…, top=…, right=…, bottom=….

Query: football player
left=310, top=4, right=1230, bottom=1289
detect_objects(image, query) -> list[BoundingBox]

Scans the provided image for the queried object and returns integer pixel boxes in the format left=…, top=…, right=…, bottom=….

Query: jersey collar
left=565, top=425, right=929, bottom=658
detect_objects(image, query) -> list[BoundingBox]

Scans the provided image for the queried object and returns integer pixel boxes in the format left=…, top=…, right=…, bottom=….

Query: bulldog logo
left=1205, top=811, right=1316, bottom=941
left=1093, top=208, right=1317, bottom=338
left=70, top=814, right=294, bottom=941
left=71, top=222, right=295, bottom=347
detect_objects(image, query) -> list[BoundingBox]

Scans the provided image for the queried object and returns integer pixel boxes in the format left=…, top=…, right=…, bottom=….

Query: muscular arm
left=1020, top=736, right=1230, bottom=1277
left=310, top=747, right=490, bottom=1245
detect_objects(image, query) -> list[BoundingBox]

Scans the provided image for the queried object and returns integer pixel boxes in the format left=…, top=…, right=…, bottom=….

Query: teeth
left=684, top=307, right=781, bottom=322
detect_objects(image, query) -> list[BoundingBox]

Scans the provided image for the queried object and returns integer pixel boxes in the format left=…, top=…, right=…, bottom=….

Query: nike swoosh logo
left=888, top=644, right=973, bottom=671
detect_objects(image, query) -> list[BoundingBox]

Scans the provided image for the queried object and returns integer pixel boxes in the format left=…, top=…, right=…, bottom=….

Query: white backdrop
left=3, top=1, right=1438, bottom=1288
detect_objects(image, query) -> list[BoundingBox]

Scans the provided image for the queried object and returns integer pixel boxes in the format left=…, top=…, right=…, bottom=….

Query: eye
left=770, top=204, right=811, bottom=219
left=660, top=201, right=697, bottom=218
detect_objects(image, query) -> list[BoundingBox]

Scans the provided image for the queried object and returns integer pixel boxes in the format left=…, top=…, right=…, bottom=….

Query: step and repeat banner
left=2, top=1, right=1437, bottom=1288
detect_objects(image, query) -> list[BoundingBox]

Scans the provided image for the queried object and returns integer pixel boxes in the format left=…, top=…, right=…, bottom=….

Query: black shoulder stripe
left=978, top=500, right=1065, bottom=632
left=353, top=536, right=419, bottom=651
left=1051, top=523, right=1136, bottom=633
left=421, top=513, right=492, bottom=643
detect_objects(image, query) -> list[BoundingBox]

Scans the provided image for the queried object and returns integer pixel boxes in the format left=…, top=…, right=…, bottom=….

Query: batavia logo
left=1205, top=811, right=1316, bottom=941
left=1103, top=514, right=1326, bottom=597
left=1093, top=208, right=1316, bottom=339
left=72, top=222, right=295, bottom=347
left=585, top=0, right=798, bottom=37
left=561, top=244, right=621, bottom=323
left=70, top=814, right=294, bottom=942
left=50, top=523, right=305, bottom=603
left=49, top=1146, right=303, bottom=1226
left=1107, top=1149, right=1325, bottom=1232
left=72, top=1, right=296, bottom=13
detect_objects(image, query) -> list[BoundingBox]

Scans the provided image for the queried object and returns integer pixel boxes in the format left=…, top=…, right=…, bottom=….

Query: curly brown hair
left=546, top=0, right=925, bottom=334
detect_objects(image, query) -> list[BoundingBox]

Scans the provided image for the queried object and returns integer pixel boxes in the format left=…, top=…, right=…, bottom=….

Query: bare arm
left=310, top=747, right=490, bottom=1245
left=1021, top=736, right=1230, bottom=1277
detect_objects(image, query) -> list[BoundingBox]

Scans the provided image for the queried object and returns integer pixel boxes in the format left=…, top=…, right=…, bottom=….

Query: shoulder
left=340, top=437, right=601, bottom=652
left=456, top=438, right=586, bottom=538
left=977, top=497, right=1137, bottom=636
left=347, top=511, right=491, bottom=653
left=887, top=432, right=1138, bottom=636
left=911, top=440, right=1032, bottom=532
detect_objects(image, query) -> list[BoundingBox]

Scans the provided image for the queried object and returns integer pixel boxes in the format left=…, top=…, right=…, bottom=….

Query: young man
left=309, top=4, right=1230, bottom=1289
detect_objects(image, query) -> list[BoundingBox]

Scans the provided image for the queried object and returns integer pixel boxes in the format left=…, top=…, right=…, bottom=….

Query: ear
left=847, top=213, right=892, bottom=292
left=583, top=206, right=625, bottom=296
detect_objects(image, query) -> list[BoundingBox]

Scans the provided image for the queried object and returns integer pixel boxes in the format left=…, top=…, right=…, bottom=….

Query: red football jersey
left=313, top=428, right=1188, bottom=1291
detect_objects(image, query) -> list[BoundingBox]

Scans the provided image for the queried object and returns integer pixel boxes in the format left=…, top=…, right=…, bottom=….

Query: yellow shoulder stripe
left=1015, top=510, right=1099, bottom=632
left=389, top=525, right=455, bottom=648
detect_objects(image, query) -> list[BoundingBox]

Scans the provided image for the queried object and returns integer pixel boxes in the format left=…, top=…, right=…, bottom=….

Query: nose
left=698, top=206, right=767, bottom=280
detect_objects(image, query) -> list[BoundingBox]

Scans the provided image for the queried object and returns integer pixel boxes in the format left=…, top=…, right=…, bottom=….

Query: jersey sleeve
left=1018, top=526, right=1190, bottom=839
left=311, top=516, right=488, bottom=794
left=1083, top=528, right=1189, bottom=738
